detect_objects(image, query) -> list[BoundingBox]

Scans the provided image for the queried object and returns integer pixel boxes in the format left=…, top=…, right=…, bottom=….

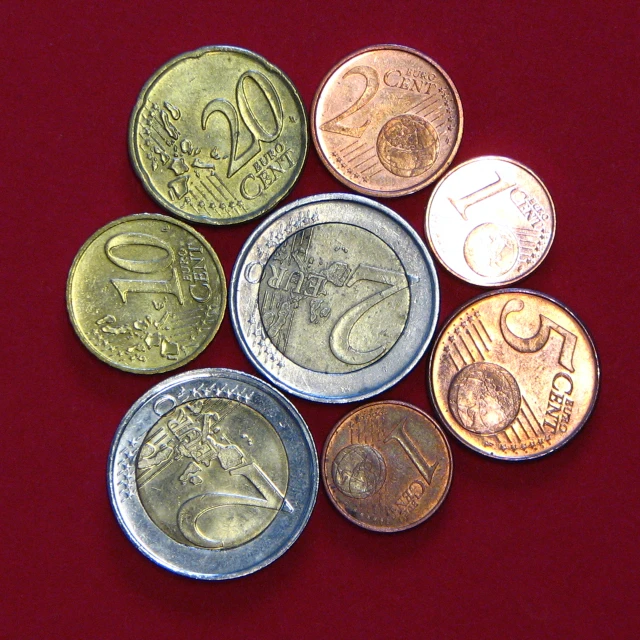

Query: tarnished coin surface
left=322, top=401, right=452, bottom=532
left=108, top=368, right=318, bottom=579
left=129, top=46, right=307, bottom=225
left=430, top=290, right=599, bottom=460
left=426, top=157, right=555, bottom=286
left=66, top=214, right=225, bottom=374
left=311, top=45, right=462, bottom=197
left=230, top=193, right=440, bottom=402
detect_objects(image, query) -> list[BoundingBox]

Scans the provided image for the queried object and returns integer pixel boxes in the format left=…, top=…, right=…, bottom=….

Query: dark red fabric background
left=3, top=2, right=638, bottom=638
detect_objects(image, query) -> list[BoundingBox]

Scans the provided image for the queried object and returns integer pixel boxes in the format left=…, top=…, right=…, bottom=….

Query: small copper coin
left=322, top=401, right=452, bottom=532
left=426, top=157, right=555, bottom=286
left=311, top=45, right=463, bottom=197
left=430, top=289, right=599, bottom=460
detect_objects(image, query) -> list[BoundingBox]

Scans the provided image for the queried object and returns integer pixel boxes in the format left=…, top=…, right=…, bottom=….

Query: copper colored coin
left=430, top=289, right=599, bottom=460
left=311, top=45, right=463, bottom=197
left=322, top=401, right=452, bottom=532
left=426, top=156, right=555, bottom=286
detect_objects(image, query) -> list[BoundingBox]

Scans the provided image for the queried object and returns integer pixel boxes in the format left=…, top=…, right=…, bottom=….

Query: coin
left=429, top=289, right=599, bottom=460
left=108, top=368, right=318, bottom=579
left=425, top=156, right=555, bottom=286
left=66, top=214, right=226, bottom=373
left=322, top=401, right=452, bottom=532
left=129, top=46, right=308, bottom=225
left=230, top=193, right=440, bottom=402
left=311, top=45, right=463, bottom=197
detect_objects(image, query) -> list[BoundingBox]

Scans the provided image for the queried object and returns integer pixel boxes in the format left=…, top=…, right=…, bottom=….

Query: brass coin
left=322, top=401, right=452, bottom=532
left=425, top=156, right=555, bottom=286
left=67, top=214, right=226, bottom=373
left=129, top=46, right=308, bottom=225
left=311, top=45, right=463, bottom=197
left=429, top=289, right=599, bottom=460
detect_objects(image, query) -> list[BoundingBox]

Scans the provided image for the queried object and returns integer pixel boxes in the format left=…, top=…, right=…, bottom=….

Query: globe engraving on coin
left=129, top=46, right=307, bottom=225
left=312, top=45, right=462, bottom=197
left=323, top=402, right=452, bottom=532
left=332, top=444, right=386, bottom=499
left=430, top=290, right=599, bottom=460
left=448, top=362, right=521, bottom=435
left=66, top=214, right=226, bottom=373
left=425, top=156, right=555, bottom=286
left=230, top=193, right=440, bottom=403
left=108, top=369, right=318, bottom=579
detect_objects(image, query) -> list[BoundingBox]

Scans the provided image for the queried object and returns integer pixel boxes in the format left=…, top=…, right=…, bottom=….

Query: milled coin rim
left=66, top=213, right=227, bottom=374
left=428, top=288, right=600, bottom=461
left=128, top=45, right=309, bottom=226
left=230, top=192, right=440, bottom=403
left=107, top=368, right=319, bottom=579
left=311, top=44, right=464, bottom=198
left=425, top=156, right=556, bottom=287
left=321, top=400, right=453, bottom=532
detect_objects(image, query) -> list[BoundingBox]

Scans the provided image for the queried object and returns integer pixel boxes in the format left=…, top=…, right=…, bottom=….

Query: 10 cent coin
left=67, top=214, right=226, bottom=373
left=322, top=401, right=452, bottom=532
left=429, top=289, right=599, bottom=460
left=108, top=368, right=319, bottom=579
left=230, top=193, right=440, bottom=402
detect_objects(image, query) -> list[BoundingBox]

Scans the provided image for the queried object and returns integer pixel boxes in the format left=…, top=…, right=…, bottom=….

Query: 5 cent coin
left=312, top=45, right=463, bottom=197
left=429, top=289, right=599, bottom=460
left=130, top=46, right=308, bottom=225
left=425, top=157, right=555, bottom=286
left=67, top=214, right=226, bottom=373
left=230, top=193, right=440, bottom=402
left=322, top=401, right=452, bottom=532
left=108, top=368, right=319, bottom=579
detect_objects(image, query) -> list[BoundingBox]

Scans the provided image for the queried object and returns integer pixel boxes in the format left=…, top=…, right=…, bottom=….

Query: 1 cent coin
left=430, top=289, right=599, bottom=460
left=108, top=368, right=318, bottom=579
left=130, top=46, right=308, bottom=225
left=311, top=45, right=463, bottom=197
left=426, top=157, right=555, bottom=286
left=67, top=214, right=226, bottom=373
left=322, top=401, right=452, bottom=532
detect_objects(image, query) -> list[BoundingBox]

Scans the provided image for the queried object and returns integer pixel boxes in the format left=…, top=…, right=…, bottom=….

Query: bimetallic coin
left=426, top=157, right=555, bottom=286
left=67, top=214, right=226, bottom=374
left=322, top=402, right=452, bottom=532
left=430, top=290, right=599, bottom=460
left=311, top=45, right=463, bottom=197
left=230, top=193, right=440, bottom=403
left=108, top=368, right=318, bottom=579
left=129, top=46, right=308, bottom=225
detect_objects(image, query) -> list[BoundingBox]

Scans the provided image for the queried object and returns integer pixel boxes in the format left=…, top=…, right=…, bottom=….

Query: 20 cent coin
left=130, top=46, right=308, bottom=225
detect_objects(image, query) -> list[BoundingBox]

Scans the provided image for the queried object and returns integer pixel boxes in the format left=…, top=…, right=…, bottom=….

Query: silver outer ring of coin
left=425, top=156, right=556, bottom=286
left=107, top=368, right=319, bottom=579
left=230, top=193, right=440, bottom=403
left=428, top=288, right=600, bottom=461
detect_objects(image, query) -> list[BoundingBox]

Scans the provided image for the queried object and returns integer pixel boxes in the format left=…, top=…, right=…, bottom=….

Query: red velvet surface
left=3, top=2, right=638, bottom=637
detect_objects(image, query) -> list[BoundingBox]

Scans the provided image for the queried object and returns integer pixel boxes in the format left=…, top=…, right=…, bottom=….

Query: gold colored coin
left=129, top=46, right=308, bottom=225
left=67, top=214, right=226, bottom=373
left=311, top=45, right=463, bottom=197
left=322, top=401, right=452, bottom=532
left=425, top=156, right=555, bottom=286
left=429, top=289, right=599, bottom=460
left=137, top=395, right=288, bottom=549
